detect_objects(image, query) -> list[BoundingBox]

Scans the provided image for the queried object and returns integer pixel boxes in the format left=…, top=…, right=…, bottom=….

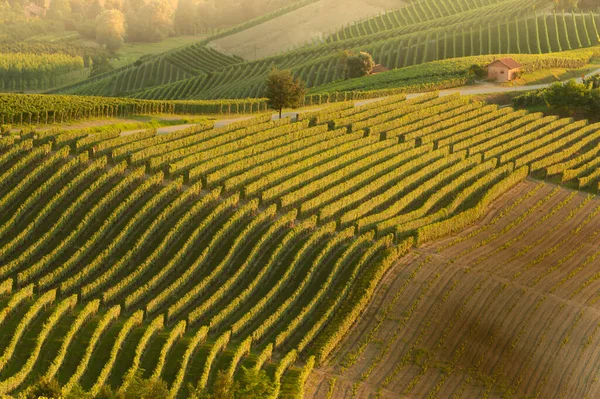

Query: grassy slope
left=111, top=36, right=208, bottom=68
left=209, top=0, right=403, bottom=60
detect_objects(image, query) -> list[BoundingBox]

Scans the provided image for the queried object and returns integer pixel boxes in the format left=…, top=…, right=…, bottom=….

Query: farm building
left=23, top=3, right=47, bottom=18
left=486, top=58, right=522, bottom=83
left=371, top=64, right=390, bottom=75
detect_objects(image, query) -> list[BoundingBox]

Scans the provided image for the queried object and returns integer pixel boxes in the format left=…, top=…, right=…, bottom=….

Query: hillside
left=0, top=90, right=600, bottom=397
left=52, top=0, right=600, bottom=101
left=307, top=180, right=600, bottom=398
left=209, top=0, right=402, bottom=60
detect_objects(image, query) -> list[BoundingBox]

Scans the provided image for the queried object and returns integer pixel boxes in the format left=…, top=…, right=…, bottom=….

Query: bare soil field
left=209, top=0, right=402, bottom=60
left=306, top=179, right=600, bottom=399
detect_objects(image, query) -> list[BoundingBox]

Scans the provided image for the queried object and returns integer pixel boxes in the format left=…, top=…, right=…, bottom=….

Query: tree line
left=1, top=0, right=298, bottom=52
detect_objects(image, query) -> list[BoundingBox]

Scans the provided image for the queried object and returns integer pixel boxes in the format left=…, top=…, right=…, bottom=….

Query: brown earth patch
left=307, top=180, right=600, bottom=398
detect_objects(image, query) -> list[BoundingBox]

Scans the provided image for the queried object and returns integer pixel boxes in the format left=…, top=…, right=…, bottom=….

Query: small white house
left=486, top=58, right=523, bottom=83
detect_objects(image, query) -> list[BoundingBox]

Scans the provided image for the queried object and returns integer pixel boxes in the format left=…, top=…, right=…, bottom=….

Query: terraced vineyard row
left=0, top=93, right=269, bottom=125
left=329, top=0, right=512, bottom=42
left=0, top=92, right=599, bottom=397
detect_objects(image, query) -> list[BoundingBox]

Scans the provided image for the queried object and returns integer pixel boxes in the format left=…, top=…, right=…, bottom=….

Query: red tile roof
left=24, top=3, right=46, bottom=15
left=371, top=64, right=389, bottom=74
left=487, top=58, right=522, bottom=70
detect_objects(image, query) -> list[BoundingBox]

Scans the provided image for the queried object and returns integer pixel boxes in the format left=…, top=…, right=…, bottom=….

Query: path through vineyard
left=9, top=65, right=600, bottom=136
left=307, top=179, right=600, bottom=399
left=407, top=67, right=600, bottom=99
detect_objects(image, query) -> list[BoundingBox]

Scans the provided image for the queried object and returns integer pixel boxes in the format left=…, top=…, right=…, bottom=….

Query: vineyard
left=0, top=91, right=599, bottom=397
left=47, top=0, right=320, bottom=98
left=48, top=0, right=600, bottom=100
left=0, top=52, right=85, bottom=92
left=308, top=47, right=599, bottom=96
left=307, top=181, right=600, bottom=398
left=119, top=7, right=600, bottom=100
left=0, top=93, right=268, bottom=125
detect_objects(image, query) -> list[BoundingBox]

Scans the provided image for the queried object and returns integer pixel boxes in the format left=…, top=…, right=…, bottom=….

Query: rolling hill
left=209, top=0, right=403, bottom=60
left=0, top=89, right=600, bottom=397
left=307, top=180, right=600, bottom=398
left=2, top=0, right=600, bottom=397
left=51, top=0, right=597, bottom=101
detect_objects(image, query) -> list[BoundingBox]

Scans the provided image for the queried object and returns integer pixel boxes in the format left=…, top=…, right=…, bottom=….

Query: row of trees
left=2, top=0, right=298, bottom=51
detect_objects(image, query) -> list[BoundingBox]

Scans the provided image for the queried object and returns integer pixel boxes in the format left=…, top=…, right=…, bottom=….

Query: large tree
left=95, top=9, right=125, bottom=52
left=265, top=68, right=306, bottom=119
left=126, top=0, right=174, bottom=42
left=85, top=0, right=105, bottom=19
left=174, top=0, right=199, bottom=35
left=47, top=0, right=72, bottom=19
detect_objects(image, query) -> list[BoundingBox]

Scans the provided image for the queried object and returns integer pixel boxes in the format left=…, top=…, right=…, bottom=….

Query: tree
left=469, top=64, right=487, bottom=79
left=212, top=371, right=236, bottom=399
left=105, top=0, right=123, bottom=10
left=64, top=383, right=92, bottom=399
left=47, top=0, right=71, bottom=19
left=85, top=0, right=105, bottom=18
left=188, top=370, right=237, bottom=399
left=236, top=367, right=276, bottom=399
left=90, top=56, right=113, bottom=77
left=126, top=0, right=174, bottom=42
left=174, top=0, right=199, bottom=35
left=28, top=377, right=62, bottom=399
left=338, top=50, right=375, bottom=79
left=96, top=384, right=117, bottom=399
left=590, top=88, right=600, bottom=114
left=122, top=371, right=169, bottom=399
left=583, top=73, right=600, bottom=89
left=544, top=80, right=593, bottom=115
left=96, top=9, right=126, bottom=52
left=346, top=51, right=375, bottom=79
left=265, top=68, right=306, bottom=119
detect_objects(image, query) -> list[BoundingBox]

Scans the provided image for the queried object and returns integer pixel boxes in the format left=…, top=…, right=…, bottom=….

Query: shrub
left=28, top=377, right=62, bottom=399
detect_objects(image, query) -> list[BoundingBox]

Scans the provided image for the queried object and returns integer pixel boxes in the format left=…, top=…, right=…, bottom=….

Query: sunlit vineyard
left=0, top=52, right=85, bottom=92
left=328, top=0, right=510, bottom=42
left=49, top=0, right=320, bottom=99
left=307, top=47, right=598, bottom=95
left=307, top=181, right=600, bottom=398
left=50, top=0, right=600, bottom=101
left=0, top=93, right=268, bottom=125
left=127, top=6, right=600, bottom=100
left=0, top=91, right=599, bottom=397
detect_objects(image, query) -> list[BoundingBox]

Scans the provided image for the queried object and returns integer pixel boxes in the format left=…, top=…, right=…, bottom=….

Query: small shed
left=486, top=58, right=522, bottom=83
left=371, top=64, right=390, bottom=75
left=23, top=3, right=47, bottom=18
